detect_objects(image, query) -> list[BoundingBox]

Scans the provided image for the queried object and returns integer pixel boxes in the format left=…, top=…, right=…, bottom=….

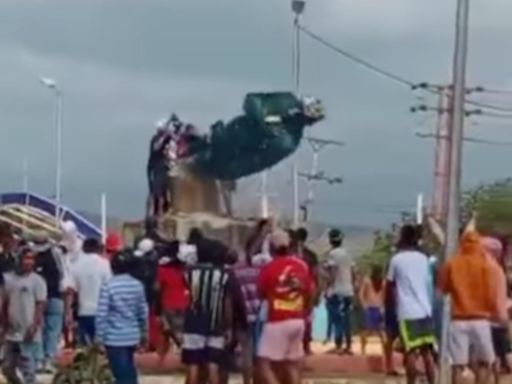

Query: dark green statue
left=183, top=92, right=325, bottom=180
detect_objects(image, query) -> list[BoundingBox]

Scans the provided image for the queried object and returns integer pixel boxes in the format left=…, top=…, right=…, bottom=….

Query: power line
left=297, top=24, right=415, bottom=88
left=298, top=23, right=512, bottom=113
left=416, top=132, right=512, bottom=146
left=479, top=88, right=512, bottom=95
left=466, top=99, right=512, bottom=113
left=479, top=111, right=512, bottom=119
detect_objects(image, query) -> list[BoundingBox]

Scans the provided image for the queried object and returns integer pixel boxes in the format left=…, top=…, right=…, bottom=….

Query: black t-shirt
left=0, top=252, right=15, bottom=277
left=34, top=246, right=62, bottom=299
left=0, top=253, right=9, bottom=287
left=131, top=252, right=159, bottom=307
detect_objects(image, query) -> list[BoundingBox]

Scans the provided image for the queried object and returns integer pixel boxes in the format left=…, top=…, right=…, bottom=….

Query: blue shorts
left=385, top=311, right=399, bottom=340
left=363, top=307, right=383, bottom=331
left=77, top=316, right=96, bottom=346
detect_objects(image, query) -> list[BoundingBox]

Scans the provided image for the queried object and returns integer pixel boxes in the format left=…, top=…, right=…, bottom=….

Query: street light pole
left=55, top=90, right=63, bottom=220
left=40, top=77, right=63, bottom=221
left=438, top=0, right=471, bottom=383
left=291, top=0, right=305, bottom=227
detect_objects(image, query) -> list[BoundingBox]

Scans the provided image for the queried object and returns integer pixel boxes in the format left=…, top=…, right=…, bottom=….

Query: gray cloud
left=1, top=0, right=512, bottom=228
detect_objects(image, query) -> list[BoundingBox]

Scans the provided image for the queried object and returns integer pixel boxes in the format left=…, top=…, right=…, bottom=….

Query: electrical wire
left=466, top=99, right=512, bottom=113
left=479, top=88, right=512, bottom=95
left=479, top=111, right=512, bottom=119
left=297, top=24, right=415, bottom=88
left=298, top=23, right=512, bottom=113
left=417, top=131, right=512, bottom=146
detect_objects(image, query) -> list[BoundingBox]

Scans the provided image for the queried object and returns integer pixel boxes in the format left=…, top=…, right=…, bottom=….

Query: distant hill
left=76, top=210, right=124, bottom=231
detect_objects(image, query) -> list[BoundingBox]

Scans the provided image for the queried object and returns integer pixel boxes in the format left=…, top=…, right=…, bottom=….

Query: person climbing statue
left=146, top=114, right=177, bottom=217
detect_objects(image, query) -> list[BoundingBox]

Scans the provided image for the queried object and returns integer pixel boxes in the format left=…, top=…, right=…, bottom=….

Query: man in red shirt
left=257, top=229, right=315, bottom=384
left=155, top=241, right=190, bottom=364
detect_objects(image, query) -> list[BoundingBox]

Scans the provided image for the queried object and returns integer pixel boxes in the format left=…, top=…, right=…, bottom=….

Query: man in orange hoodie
left=438, top=228, right=497, bottom=384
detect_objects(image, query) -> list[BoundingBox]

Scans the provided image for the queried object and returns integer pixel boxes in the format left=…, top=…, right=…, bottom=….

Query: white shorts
left=257, top=319, right=305, bottom=362
left=449, top=320, right=495, bottom=365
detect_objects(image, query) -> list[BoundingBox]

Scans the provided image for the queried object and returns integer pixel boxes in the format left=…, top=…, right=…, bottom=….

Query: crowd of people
left=0, top=215, right=510, bottom=384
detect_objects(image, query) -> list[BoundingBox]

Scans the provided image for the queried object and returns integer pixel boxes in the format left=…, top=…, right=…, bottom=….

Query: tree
left=358, top=178, right=512, bottom=271
left=462, top=178, right=512, bottom=236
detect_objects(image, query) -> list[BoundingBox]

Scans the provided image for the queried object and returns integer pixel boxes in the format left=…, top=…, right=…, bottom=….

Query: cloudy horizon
left=1, top=0, right=512, bottom=228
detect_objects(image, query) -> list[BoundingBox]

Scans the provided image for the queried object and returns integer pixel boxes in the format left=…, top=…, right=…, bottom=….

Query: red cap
left=105, top=232, right=123, bottom=253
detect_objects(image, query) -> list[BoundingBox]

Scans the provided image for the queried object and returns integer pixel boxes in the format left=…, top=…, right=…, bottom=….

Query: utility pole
left=411, top=85, right=452, bottom=222
left=291, top=0, right=305, bottom=227
left=412, top=83, right=481, bottom=224
left=432, top=87, right=452, bottom=222
left=302, top=137, right=343, bottom=220
left=439, top=0, right=471, bottom=382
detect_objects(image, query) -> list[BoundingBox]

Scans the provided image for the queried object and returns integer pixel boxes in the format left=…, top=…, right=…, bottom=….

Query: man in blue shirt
left=95, top=251, right=148, bottom=384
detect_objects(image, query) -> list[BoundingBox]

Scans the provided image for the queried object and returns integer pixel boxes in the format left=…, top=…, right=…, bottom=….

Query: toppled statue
left=146, top=92, right=324, bottom=217
left=182, top=92, right=325, bottom=180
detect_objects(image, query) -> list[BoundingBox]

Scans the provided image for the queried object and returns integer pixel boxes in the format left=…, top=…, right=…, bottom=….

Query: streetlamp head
left=292, top=0, right=305, bottom=15
left=39, top=77, right=58, bottom=90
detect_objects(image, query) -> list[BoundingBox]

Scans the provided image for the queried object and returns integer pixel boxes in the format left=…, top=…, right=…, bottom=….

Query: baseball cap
left=105, top=232, right=123, bottom=253
left=134, top=238, right=155, bottom=257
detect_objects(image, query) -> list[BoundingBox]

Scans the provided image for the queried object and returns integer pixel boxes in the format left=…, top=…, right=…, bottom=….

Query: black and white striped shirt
left=186, top=264, right=234, bottom=333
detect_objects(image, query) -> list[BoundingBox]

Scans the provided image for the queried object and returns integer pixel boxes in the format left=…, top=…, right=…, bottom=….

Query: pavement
left=2, top=375, right=408, bottom=384
left=55, top=338, right=399, bottom=376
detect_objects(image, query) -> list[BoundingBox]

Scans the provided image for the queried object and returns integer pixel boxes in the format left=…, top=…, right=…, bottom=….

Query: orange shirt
left=438, top=232, right=496, bottom=320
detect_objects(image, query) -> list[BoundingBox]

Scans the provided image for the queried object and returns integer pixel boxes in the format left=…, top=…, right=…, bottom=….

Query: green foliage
left=358, top=178, right=512, bottom=271
left=358, top=230, right=395, bottom=273
left=462, top=178, right=512, bottom=236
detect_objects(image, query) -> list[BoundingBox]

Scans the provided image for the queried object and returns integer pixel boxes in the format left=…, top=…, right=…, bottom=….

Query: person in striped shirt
left=95, top=251, right=148, bottom=384
left=182, top=229, right=239, bottom=384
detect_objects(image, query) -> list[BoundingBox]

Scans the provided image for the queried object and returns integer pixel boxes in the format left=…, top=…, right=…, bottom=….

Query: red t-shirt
left=257, top=255, right=315, bottom=322
left=157, top=265, right=190, bottom=311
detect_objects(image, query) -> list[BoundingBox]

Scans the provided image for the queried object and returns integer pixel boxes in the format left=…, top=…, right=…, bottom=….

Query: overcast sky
left=1, top=0, right=512, bottom=227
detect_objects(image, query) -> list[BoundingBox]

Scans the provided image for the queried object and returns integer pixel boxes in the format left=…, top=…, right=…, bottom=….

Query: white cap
left=134, top=238, right=155, bottom=257
left=61, top=220, right=77, bottom=235
left=177, top=244, right=197, bottom=265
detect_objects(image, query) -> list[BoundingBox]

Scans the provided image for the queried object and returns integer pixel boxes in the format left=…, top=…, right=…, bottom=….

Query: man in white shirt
left=386, top=225, right=435, bottom=384
left=325, top=228, right=355, bottom=354
left=69, top=238, right=112, bottom=345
